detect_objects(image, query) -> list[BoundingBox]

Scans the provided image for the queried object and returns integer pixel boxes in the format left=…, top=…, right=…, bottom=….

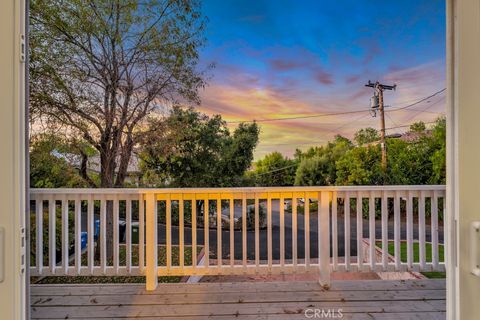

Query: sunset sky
left=197, top=0, right=446, bottom=159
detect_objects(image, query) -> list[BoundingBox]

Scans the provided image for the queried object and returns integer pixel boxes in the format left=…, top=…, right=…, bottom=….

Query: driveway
left=156, top=209, right=444, bottom=260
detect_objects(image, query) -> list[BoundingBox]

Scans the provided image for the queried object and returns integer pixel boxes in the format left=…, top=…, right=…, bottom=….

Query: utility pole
left=365, top=80, right=396, bottom=173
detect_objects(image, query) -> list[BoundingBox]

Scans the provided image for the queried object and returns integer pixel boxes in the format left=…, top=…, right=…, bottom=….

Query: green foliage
left=30, top=134, right=89, bottom=188
left=410, top=121, right=426, bottom=132
left=354, top=127, right=380, bottom=145
left=430, top=117, right=447, bottom=184
left=336, top=144, right=383, bottom=185
left=30, top=201, right=76, bottom=266
left=387, top=117, right=446, bottom=185
left=248, top=152, right=297, bottom=186
left=139, top=107, right=259, bottom=187
left=294, top=135, right=353, bottom=186
left=295, top=156, right=330, bottom=186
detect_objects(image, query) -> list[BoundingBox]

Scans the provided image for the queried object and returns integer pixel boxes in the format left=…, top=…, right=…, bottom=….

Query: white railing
left=30, top=186, right=446, bottom=290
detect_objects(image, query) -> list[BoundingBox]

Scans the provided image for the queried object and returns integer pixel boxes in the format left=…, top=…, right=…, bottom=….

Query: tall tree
left=30, top=0, right=209, bottom=259
left=30, top=0, right=209, bottom=188
left=139, top=107, right=259, bottom=187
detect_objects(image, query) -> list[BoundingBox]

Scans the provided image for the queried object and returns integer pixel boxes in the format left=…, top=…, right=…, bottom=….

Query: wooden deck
left=31, top=279, right=446, bottom=319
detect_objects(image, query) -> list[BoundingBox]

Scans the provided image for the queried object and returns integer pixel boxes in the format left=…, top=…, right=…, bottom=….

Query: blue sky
left=197, top=0, right=446, bottom=158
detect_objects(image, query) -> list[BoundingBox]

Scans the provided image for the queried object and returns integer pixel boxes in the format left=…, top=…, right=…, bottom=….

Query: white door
left=0, top=0, right=27, bottom=319
left=447, top=0, right=480, bottom=319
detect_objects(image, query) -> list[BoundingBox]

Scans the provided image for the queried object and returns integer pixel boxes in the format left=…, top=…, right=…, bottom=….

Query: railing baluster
left=204, top=198, right=209, bottom=267
left=126, top=197, right=132, bottom=274
left=145, top=193, right=158, bottom=290
left=100, top=196, right=106, bottom=274
left=192, top=195, right=197, bottom=270
left=179, top=195, right=185, bottom=269
left=36, top=197, right=43, bottom=275
left=217, top=197, right=222, bottom=269
left=49, top=196, right=56, bottom=274
left=87, top=194, right=94, bottom=274
left=280, top=196, right=285, bottom=269
left=419, top=191, right=426, bottom=269
left=61, top=196, right=68, bottom=275
left=29, top=186, right=446, bottom=281
left=166, top=194, right=172, bottom=269
left=344, top=192, right=350, bottom=271
left=394, top=191, right=401, bottom=270
left=255, top=194, right=260, bottom=268
left=75, top=195, right=81, bottom=275
left=242, top=193, right=247, bottom=270
left=292, top=196, right=298, bottom=270
left=406, top=191, right=414, bottom=269
left=139, top=194, right=145, bottom=273
left=432, top=191, right=439, bottom=269
left=113, top=195, right=119, bottom=274
left=267, top=194, right=273, bottom=271
left=369, top=192, right=375, bottom=271
left=304, top=193, right=310, bottom=267
left=381, top=191, right=388, bottom=270
left=319, top=191, right=331, bottom=286
left=229, top=196, right=234, bottom=268
left=332, top=192, right=338, bottom=271
left=356, top=192, right=363, bottom=270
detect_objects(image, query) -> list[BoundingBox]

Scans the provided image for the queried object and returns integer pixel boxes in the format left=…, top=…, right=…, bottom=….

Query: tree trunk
left=114, top=134, right=134, bottom=187
left=95, top=149, right=116, bottom=262
left=78, top=152, right=97, bottom=188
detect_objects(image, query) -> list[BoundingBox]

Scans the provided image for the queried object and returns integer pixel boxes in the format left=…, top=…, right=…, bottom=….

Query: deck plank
left=31, top=280, right=446, bottom=320
left=31, top=289, right=445, bottom=306
left=30, top=279, right=446, bottom=295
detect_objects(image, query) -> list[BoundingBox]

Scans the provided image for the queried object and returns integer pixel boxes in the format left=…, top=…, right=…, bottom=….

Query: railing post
left=319, top=191, right=331, bottom=288
left=145, top=193, right=158, bottom=291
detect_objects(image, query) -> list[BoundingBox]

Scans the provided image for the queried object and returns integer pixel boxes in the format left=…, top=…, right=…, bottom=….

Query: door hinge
left=20, top=34, right=25, bottom=63
left=20, top=227, right=25, bottom=274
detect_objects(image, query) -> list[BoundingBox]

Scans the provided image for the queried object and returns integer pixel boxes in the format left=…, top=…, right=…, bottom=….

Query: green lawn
left=32, top=245, right=202, bottom=284
left=376, top=241, right=446, bottom=279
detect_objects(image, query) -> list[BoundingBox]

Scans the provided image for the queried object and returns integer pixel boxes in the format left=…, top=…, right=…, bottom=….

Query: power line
left=385, top=112, right=399, bottom=127
left=260, top=120, right=439, bottom=148
left=225, top=88, right=446, bottom=124
left=384, top=121, right=436, bottom=131
left=252, top=163, right=298, bottom=176
left=396, top=96, right=444, bottom=125
left=259, top=113, right=371, bottom=148
left=226, top=109, right=370, bottom=124
left=387, top=88, right=446, bottom=112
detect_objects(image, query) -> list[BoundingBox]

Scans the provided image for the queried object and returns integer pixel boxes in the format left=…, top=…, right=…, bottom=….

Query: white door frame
left=445, top=1, right=457, bottom=319
left=446, top=0, right=480, bottom=319
left=0, top=0, right=27, bottom=319
left=0, top=0, right=469, bottom=319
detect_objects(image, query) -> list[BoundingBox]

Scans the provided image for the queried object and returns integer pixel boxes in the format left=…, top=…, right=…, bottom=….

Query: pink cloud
left=345, top=74, right=361, bottom=84
left=196, top=60, right=445, bottom=159
left=314, top=69, right=334, bottom=85
left=269, top=59, right=305, bottom=71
